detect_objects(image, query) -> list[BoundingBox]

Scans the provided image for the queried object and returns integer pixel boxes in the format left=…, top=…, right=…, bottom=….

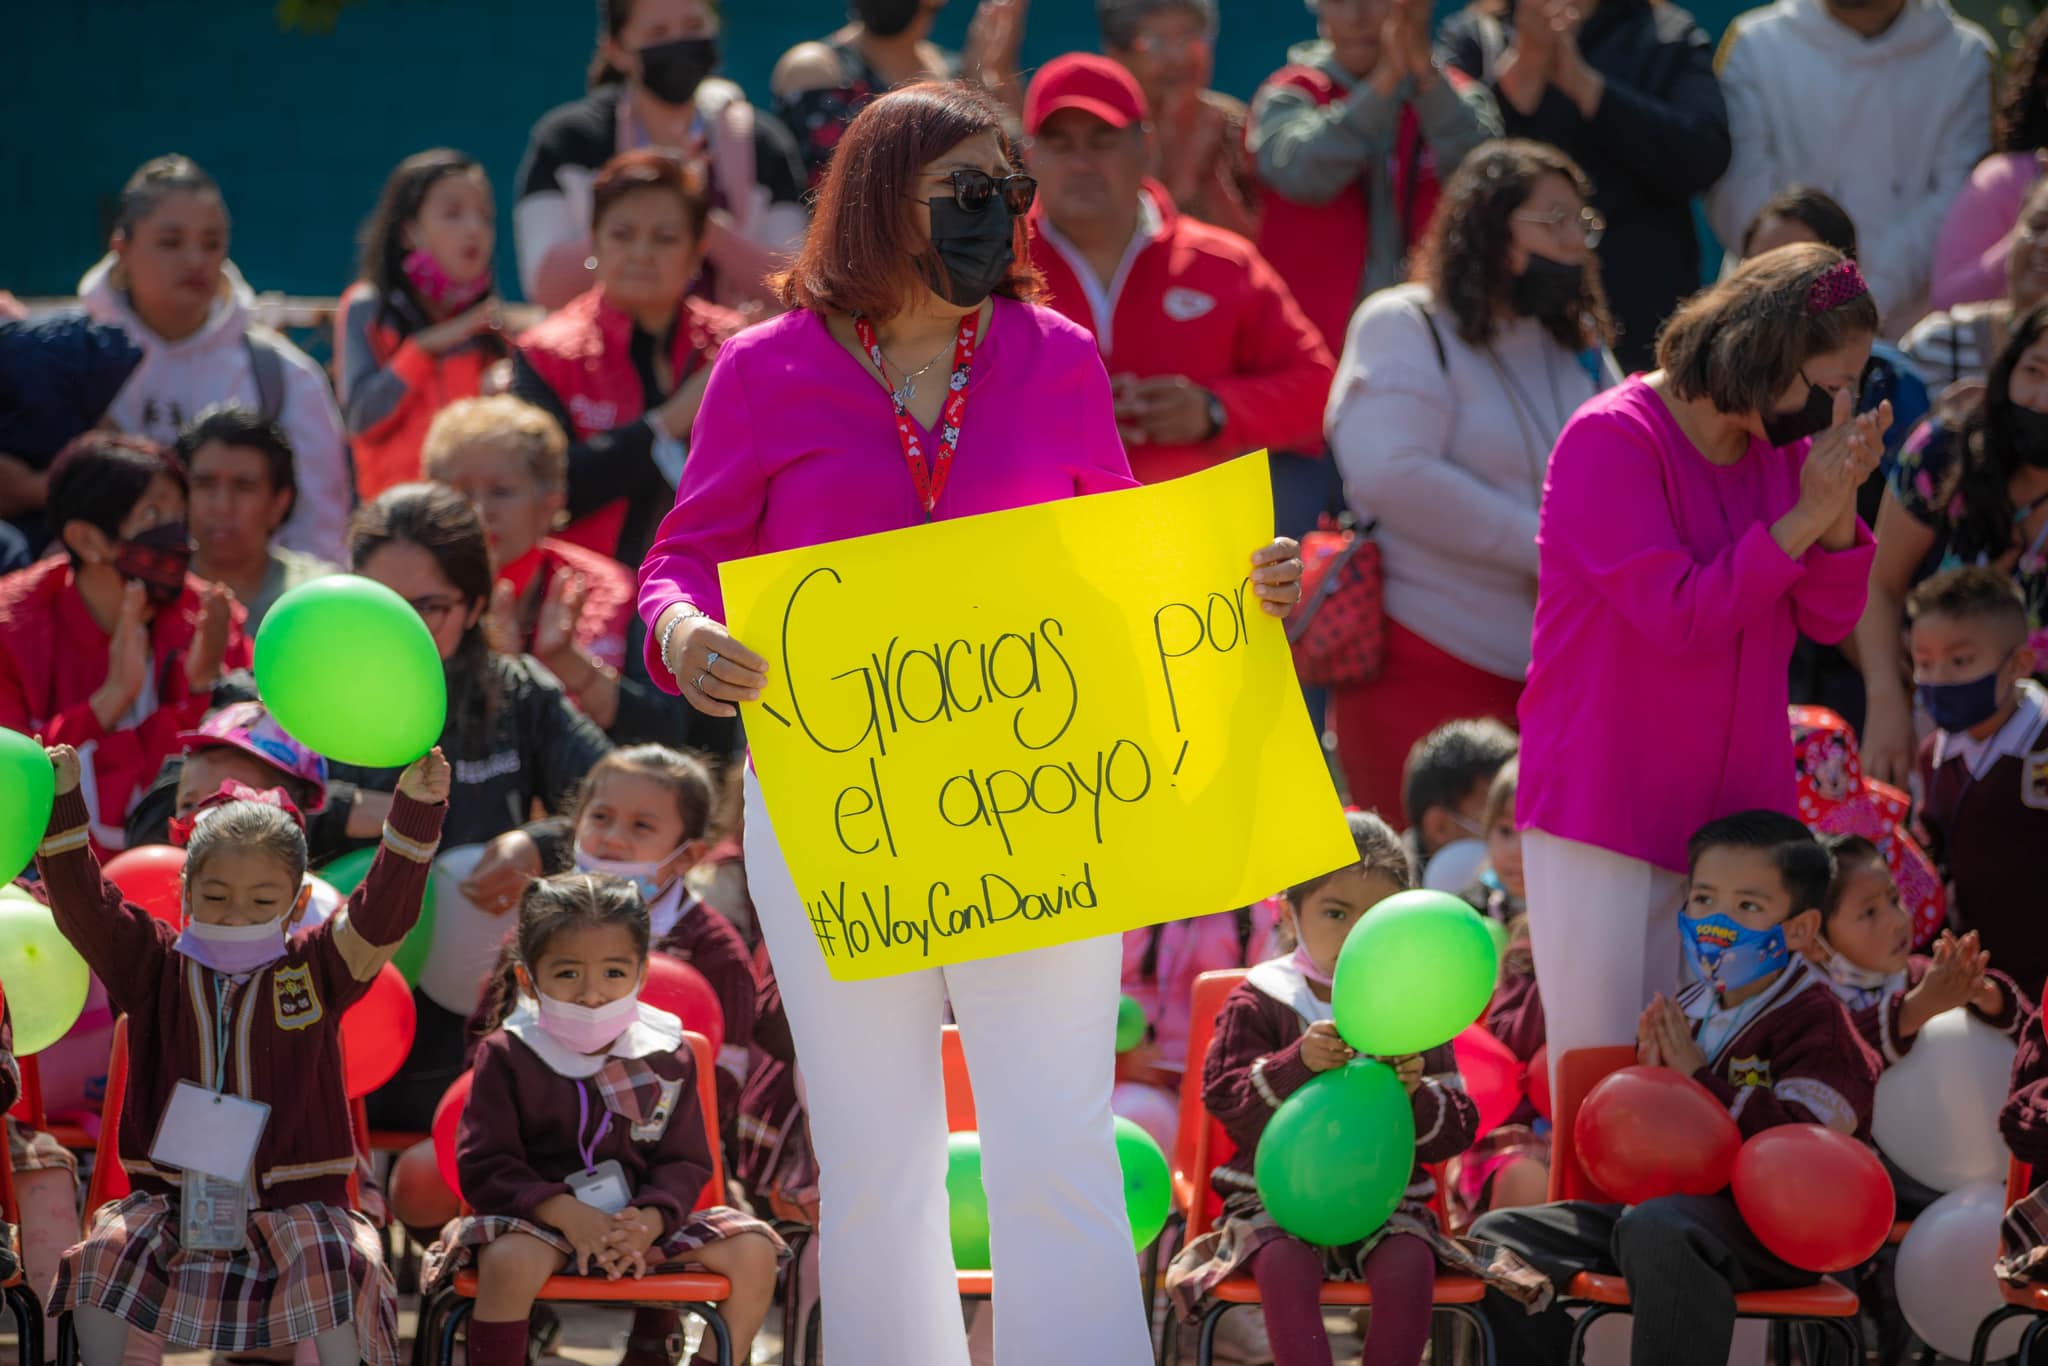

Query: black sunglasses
left=921, top=168, right=1038, bottom=216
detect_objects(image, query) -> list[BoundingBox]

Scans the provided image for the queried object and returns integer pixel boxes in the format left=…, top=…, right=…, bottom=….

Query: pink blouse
left=1517, top=378, right=1876, bottom=872
left=637, top=298, right=1136, bottom=674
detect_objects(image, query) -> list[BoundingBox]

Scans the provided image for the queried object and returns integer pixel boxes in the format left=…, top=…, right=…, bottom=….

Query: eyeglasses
left=919, top=169, right=1038, bottom=216
left=1513, top=205, right=1607, bottom=248
left=407, top=593, right=467, bottom=625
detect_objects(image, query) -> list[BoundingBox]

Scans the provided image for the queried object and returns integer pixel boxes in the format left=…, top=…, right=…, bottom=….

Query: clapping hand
left=186, top=581, right=234, bottom=693
left=1639, top=994, right=1707, bottom=1075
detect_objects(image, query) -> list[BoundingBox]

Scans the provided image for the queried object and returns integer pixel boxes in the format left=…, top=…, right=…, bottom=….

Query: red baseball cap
left=1025, top=53, right=1149, bottom=136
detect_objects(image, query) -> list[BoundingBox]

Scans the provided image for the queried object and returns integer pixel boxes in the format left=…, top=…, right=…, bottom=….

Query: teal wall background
left=5, top=0, right=1766, bottom=302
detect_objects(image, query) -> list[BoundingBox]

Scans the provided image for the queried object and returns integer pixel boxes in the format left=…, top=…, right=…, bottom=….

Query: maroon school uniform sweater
left=1916, top=712, right=2048, bottom=995
left=457, top=1019, right=714, bottom=1241
left=1834, top=956, right=2028, bottom=1068
left=1203, top=959, right=1476, bottom=1219
left=2001, top=982, right=2048, bottom=1169
left=654, top=891, right=758, bottom=1114
left=36, top=786, right=445, bottom=1210
left=1676, top=960, right=1880, bottom=1140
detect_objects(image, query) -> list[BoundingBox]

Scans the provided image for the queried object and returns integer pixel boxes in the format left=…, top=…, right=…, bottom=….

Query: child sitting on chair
left=1472, top=811, right=1880, bottom=1366
left=38, top=742, right=448, bottom=1366
left=422, top=872, right=782, bottom=1366
left=1164, top=810, right=1549, bottom=1366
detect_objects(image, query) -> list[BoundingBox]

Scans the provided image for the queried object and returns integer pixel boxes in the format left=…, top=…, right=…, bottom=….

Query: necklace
left=873, top=331, right=957, bottom=406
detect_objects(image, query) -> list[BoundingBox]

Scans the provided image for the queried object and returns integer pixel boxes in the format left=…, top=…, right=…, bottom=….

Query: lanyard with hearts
left=853, top=309, right=982, bottom=520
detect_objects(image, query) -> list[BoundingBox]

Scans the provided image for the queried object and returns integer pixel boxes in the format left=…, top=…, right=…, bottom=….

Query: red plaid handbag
left=1284, top=513, right=1384, bottom=688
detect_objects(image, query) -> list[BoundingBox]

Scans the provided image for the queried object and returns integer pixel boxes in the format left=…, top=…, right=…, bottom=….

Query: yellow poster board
left=719, top=453, right=1358, bottom=980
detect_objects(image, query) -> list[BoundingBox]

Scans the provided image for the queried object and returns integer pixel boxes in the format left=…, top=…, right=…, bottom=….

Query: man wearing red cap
left=1022, top=53, right=1336, bottom=489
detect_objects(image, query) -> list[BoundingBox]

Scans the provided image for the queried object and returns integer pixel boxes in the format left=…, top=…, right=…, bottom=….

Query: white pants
left=1522, top=829, right=1689, bottom=1100
left=743, top=772, right=1154, bottom=1366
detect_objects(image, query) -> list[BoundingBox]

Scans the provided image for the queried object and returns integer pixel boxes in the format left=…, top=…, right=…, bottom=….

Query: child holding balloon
left=1471, top=811, right=1882, bottom=1366
left=35, top=740, right=448, bottom=1366
left=1165, top=810, right=1550, bottom=1366
left=421, top=872, right=782, bottom=1366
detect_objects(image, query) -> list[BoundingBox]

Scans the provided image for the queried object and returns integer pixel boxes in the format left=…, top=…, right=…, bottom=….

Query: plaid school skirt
left=735, top=1056, right=819, bottom=1224
left=48, top=1192, right=397, bottom=1366
left=1446, top=1124, right=1551, bottom=1232
left=1998, top=1181, right=2048, bottom=1285
left=422, top=1205, right=786, bottom=1295
left=1165, top=1189, right=1554, bottom=1324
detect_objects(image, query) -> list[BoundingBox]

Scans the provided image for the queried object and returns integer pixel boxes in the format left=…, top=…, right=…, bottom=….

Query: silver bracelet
left=658, top=604, right=704, bottom=679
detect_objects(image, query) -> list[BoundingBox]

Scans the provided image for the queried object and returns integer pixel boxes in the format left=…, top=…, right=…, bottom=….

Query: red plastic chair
left=1160, top=968, right=1498, bottom=1366
left=415, top=1031, right=741, bottom=1366
left=1968, top=1159, right=2048, bottom=1364
left=1, top=982, right=46, bottom=1366
left=50, top=1019, right=132, bottom=1366
left=1547, top=1046, right=1863, bottom=1364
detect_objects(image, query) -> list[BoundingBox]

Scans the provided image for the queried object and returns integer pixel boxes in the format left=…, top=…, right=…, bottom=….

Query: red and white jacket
left=1028, top=181, right=1335, bottom=486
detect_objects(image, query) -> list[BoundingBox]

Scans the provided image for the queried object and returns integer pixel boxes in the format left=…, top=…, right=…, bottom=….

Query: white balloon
left=1896, top=1182, right=2024, bottom=1360
left=415, top=843, right=514, bottom=1015
left=1872, top=1008, right=2015, bottom=1191
left=1423, top=839, right=1489, bottom=895
left=300, top=874, right=340, bottom=927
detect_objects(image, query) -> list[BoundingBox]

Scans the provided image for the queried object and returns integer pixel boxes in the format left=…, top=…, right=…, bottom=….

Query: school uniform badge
left=272, top=964, right=323, bottom=1031
left=1726, top=1054, right=1771, bottom=1089
left=630, top=1077, right=687, bottom=1143
left=2023, top=753, right=2048, bottom=810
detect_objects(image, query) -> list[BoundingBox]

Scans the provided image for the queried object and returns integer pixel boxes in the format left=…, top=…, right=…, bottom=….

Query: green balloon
left=1255, top=1058, right=1415, bottom=1247
left=0, top=728, right=54, bottom=886
left=316, top=847, right=435, bottom=986
left=1331, top=890, right=1499, bottom=1055
left=1483, top=915, right=1511, bottom=965
left=1115, top=994, right=1147, bottom=1053
left=1115, top=1115, right=1172, bottom=1248
left=256, top=577, right=446, bottom=768
left=0, top=885, right=90, bottom=1055
left=946, top=1131, right=992, bottom=1271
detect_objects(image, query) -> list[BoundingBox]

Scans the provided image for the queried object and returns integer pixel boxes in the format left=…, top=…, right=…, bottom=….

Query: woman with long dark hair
left=1857, top=303, right=2048, bottom=783
left=1326, top=139, right=1618, bottom=827
left=340, top=483, right=611, bottom=1142
left=637, top=81, right=1303, bottom=1361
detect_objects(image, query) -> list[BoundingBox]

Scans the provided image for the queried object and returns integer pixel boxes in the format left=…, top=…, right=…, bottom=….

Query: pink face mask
left=535, top=990, right=641, bottom=1054
left=175, top=917, right=288, bottom=976
left=1291, top=943, right=1334, bottom=988
left=402, top=248, right=492, bottom=311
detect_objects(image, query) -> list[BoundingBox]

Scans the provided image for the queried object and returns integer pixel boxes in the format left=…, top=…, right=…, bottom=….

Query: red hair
left=773, top=81, right=1042, bottom=319
left=591, top=149, right=712, bottom=243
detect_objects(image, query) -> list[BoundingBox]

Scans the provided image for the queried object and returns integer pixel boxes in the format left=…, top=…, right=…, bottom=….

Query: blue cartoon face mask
left=1679, top=911, right=1790, bottom=996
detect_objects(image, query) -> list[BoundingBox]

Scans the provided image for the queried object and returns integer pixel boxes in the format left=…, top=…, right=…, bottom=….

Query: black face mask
left=1762, top=374, right=1838, bottom=447
left=2006, top=401, right=2048, bottom=467
left=637, top=36, right=719, bottom=107
left=924, top=195, right=1016, bottom=309
left=1510, top=252, right=1584, bottom=320
left=855, top=0, right=924, bottom=37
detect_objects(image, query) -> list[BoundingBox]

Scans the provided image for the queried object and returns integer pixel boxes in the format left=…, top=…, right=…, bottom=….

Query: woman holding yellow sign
left=640, top=80, right=1303, bottom=1366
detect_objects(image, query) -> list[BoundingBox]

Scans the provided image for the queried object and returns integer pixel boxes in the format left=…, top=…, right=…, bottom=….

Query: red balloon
left=339, top=964, right=416, bottom=1099
left=1528, top=1044, right=1552, bottom=1121
left=1732, top=1124, right=1895, bottom=1272
left=1454, top=1025, right=1521, bottom=1138
left=102, top=845, right=187, bottom=926
left=431, top=1069, right=474, bottom=1203
left=1575, top=1066, right=1741, bottom=1204
left=641, top=954, right=724, bottom=1060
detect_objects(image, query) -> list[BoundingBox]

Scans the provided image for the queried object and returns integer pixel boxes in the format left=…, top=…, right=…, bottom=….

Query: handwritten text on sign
left=720, top=454, right=1356, bottom=980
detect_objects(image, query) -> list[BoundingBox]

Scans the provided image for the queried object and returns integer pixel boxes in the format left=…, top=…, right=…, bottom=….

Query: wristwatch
left=1203, top=392, right=1226, bottom=441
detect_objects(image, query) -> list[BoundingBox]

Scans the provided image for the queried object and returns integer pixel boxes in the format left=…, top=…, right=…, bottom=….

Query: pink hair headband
left=1806, top=260, right=1869, bottom=316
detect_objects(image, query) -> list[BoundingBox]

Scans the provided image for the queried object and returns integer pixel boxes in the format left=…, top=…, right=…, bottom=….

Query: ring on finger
left=694, top=671, right=709, bottom=693
left=706, top=649, right=722, bottom=670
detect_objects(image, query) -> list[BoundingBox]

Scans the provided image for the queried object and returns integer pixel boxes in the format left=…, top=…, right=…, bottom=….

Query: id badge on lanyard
left=150, top=976, right=267, bottom=1251
left=567, top=1081, right=633, bottom=1215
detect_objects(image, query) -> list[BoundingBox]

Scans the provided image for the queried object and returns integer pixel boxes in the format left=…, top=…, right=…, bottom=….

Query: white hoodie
left=79, top=255, right=351, bottom=563
left=1705, top=0, right=1996, bottom=334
